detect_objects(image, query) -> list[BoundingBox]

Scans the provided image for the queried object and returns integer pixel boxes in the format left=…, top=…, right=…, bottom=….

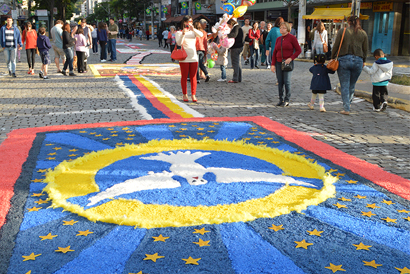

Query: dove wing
left=206, top=167, right=317, bottom=188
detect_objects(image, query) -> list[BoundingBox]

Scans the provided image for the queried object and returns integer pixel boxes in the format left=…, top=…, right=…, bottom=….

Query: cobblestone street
left=0, top=38, right=409, bottom=179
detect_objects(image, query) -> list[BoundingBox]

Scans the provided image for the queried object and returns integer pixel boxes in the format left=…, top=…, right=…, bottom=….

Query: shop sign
left=316, top=2, right=372, bottom=9
left=348, top=2, right=372, bottom=9
left=373, top=1, right=393, bottom=12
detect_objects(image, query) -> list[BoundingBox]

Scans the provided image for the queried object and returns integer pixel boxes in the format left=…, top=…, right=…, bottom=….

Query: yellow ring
left=44, top=139, right=337, bottom=228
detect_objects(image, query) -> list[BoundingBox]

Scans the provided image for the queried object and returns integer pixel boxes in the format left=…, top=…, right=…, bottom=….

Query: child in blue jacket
left=307, top=54, right=335, bottom=112
left=37, top=27, right=52, bottom=79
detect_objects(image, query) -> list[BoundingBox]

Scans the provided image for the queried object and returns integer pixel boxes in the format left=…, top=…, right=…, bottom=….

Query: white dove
left=86, top=151, right=317, bottom=206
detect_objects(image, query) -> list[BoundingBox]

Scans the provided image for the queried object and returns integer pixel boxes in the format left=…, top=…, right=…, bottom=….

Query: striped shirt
left=5, top=27, right=14, bottom=47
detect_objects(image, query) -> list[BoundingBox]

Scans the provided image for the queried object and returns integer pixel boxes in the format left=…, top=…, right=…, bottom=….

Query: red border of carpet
left=1, top=116, right=409, bottom=229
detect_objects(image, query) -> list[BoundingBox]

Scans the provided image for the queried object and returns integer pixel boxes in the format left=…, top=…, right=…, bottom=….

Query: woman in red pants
left=175, top=15, right=203, bottom=102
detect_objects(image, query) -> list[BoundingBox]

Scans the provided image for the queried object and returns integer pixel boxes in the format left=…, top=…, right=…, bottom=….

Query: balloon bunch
left=221, top=0, right=256, bottom=19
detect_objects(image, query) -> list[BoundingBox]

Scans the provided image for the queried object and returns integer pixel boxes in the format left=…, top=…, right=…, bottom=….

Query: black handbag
left=281, top=37, right=293, bottom=71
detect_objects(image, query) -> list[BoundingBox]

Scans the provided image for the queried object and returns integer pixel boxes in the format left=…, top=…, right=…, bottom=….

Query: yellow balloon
left=232, top=5, right=248, bottom=18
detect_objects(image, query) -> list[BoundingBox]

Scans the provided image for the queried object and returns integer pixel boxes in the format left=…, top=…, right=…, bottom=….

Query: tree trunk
left=63, top=6, right=66, bottom=22
left=288, top=5, right=291, bottom=22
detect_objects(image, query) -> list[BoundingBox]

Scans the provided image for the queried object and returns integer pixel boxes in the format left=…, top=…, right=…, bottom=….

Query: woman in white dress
left=312, top=21, right=328, bottom=55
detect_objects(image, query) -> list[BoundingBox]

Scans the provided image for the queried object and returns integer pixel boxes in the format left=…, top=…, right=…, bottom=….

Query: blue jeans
left=109, top=39, right=117, bottom=60
left=63, top=47, right=74, bottom=72
left=4, top=47, right=17, bottom=73
left=337, top=55, right=363, bottom=111
left=260, top=44, right=266, bottom=64
left=315, top=44, right=324, bottom=55
left=275, top=61, right=293, bottom=102
left=92, top=38, right=98, bottom=53
left=196, top=50, right=208, bottom=80
left=220, top=65, right=226, bottom=79
left=250, top=45, right=259, bottom=69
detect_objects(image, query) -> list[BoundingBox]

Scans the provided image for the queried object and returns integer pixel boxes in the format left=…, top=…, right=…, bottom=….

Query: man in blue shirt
left=0, top=16, right=22, bottom=77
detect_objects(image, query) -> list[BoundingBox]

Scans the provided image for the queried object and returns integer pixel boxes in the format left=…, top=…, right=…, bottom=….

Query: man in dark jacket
left=227, top=19, right=244, bottom=83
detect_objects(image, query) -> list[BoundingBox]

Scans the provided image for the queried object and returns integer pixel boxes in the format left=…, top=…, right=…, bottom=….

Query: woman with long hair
left=62, top=22, right=77, bottom=76
left=97, top=22, right=108, bottom=62
left=331, top=16, right=368, bottom=115
left=175, top=15, right=203, bottom=102
left=194, top=21, right=209, bottom=83
left=168, top=26, right=176, bottom=62
left=75, top=26, right=87, bottom=73
left=312, top=21, right=328, bottom=55
left=248, top=21, right=260, bottom=69
left=22, top=22, right=37, bottom=75
left=271, top=22, right=301, bottom=106
left=265, top=17, right=284, bottom=69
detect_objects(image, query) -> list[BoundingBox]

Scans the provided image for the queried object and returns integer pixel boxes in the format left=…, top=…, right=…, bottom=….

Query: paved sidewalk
left=0, top=38, right=409, bottom=180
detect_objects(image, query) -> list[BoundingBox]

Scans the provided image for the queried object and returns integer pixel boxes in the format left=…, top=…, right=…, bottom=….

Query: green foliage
left=391, top=75, right=410, bottom=86
left=87, top=0, right=151, bottom=23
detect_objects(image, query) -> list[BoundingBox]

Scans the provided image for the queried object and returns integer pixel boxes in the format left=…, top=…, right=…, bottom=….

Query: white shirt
left=175, top=28, right=203, bottom=63
left=312, top=29, right=328, bottom=49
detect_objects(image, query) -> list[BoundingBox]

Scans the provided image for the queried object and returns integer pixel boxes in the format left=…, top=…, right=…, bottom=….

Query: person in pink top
left=22, top=22, right=37, bottom=75
left=271, top=22, right=301, bottom=107
left=175, top=15, right=203, bottom=103
left=248, top=21, right=260, bottom=69
left=74, top=26, right=88, bottom=73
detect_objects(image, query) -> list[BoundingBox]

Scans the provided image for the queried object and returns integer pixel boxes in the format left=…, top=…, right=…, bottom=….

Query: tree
left=283, top=0, right=299, bottom=22
left=34, top=0, right=78, bottom=22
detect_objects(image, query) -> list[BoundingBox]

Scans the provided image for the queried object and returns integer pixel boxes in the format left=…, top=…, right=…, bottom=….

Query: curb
left=335, top=84, right=410, bottom=112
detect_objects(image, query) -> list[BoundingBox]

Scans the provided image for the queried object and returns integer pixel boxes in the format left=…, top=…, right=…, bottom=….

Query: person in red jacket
left=271, top=22, right=301, bottom=107
left=248, top=21, right=260, bottom=69
left=22, top=22, right=37, bottom=75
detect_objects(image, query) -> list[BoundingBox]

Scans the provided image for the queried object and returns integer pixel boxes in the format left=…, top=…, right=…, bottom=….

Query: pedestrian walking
left=62, top=22, right=77, bottom=76
left=97, top=22, right=108, bottom=62
left=168, top=26, right=176, bottom=62
left=50, top=20, right=66, bottom=73
left=331, top=15, right=368, bottom=115
left=363, top=48, right=393, bottom=112
left=259, top=21, right=266, bottom=66
left=248, top=21, right=260, bottom=69
left=0, top=16, right=22, bottom=77
left=226, top=18, right=244, bottom=83
left=194, top=21, right=210, bottom=83
left=75, top=26, right=88, bottom=73
left=265, top=17, right=283, bottom=69
left=312, top=21, right=327, bottom=55
left=306, top=25, right=312, bottom=50
left=22, top=22, right=37, bottom=75
left=175, top=15, right=203, bottom=102
left=162, top=29, right=169, bottom=48
left=271, top=22, right=301, bottom=107
left=241, top=19, right=252, bottom=65
left=146, top=29, right=150, bottom=40
left=91, top=24, right=98, bottom=55
left=157, top=29, right=163, bottom=47
left=307, top=54, right=335, bottom=112
left=262, top=22, right=272, bottom=68
left=37, top=27, right=52, bottom=80
left=107, top=18, right=118, bottom=62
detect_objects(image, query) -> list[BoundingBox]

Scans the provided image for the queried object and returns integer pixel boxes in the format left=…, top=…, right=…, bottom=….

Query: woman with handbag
left=175, top=15, right=203, bottom=102
left=271, top=22, right=301, bottom=107
left=22, top=22, right=37, bottom=75
left=248, top=21, right=260, bottom=69
left=312, top=22, right=328, bottom=55
left=62, top=22, right=77, bottom=76
left=331, top=15, right=368, bottom=115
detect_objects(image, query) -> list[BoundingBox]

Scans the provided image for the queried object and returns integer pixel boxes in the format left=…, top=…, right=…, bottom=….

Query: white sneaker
left=267, top=65, right=271, bottom=69
left=373, top=107, right=381, bottom=112
left=381, top=102, right=388, bottom=111
left=217, top=78, right=226, bottom=82
left=101, top=59, right=106, bottom=62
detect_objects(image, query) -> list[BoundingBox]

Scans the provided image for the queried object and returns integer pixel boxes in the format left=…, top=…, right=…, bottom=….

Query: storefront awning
left=303, top=8, right=369, bottom=20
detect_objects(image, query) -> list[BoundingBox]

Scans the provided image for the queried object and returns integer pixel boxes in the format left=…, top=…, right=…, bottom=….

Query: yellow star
left=125, top=138, right=133, bottom=140
left=352, top=242, right=372, bottom=250
left=191, top=125, right=198, bottom=127
left=197, top=127, right=204, bottom=130
left=152, top=234, right=169, bottom=242
left=403, top=217, right=410, bottom=221
left=111, top=134, right=118, bottom=137
left=265, top=137, right=273, bottom=140
left=328, top=169, right=338, bottom=173
left=76, top=230, right=94, bottom=236
left=79, top=131, right=87, bottom=133
left=175, top=131, right=182, bottom=133
left=89, top=132, right=96, bottom=135
left=254, top=136, right=261, bottom=138
left=180, top=128, right=187, bottom=131
left=307, top=229, right=323, bottom=237
left=22, top=253, right=41, bottom=261
left=363, top=260, right=382, bottom=268
left=25, top=271, right=31, bottom=274
left=381, top=217, right=397, bottom=223
left=346, top=180, right=357, bottom=184
left=107, top=128, right=114, bottom=130
left=193, top=227, right=210, bottom=235
left=197, top=133, right=205, bottom=136
left=128, top=134, right=136, bottom=137
left=181, top=123, right=187, bottom=125
left=361, top=211, right=376, bottom=217
left=339, top=197, right=351, bottom=202
left=48, top=152, right=57, bottom=155
left=31, top=192, right=44, bottom=197
left=103, top=138, right=110, bottom=140
left=95, top=134, right=103, bottom=137
left=37, top=169, right=47, bottom=173
left=63, top=220, right=78, bottom=226
left=143, top=253, right=164, bottom=262
left=294, top=239, right=313, bottom=249
left=69, top=149, right=78, bottom=152
left=84, top=152, right=91, bottom=155
left=259, top=132, right=266, bottom=135
left=243, top=138, right=251, bottom=141
left=207, top=130, right=215, bottom=133
left=27, top=207, right=41, bottom=212
left=68, top=154, right=77, bottom=157
left=354, top=195, right=367, bottom=199
left=325, top=263, right=346, bottom=273
left=116, top=143, right=123, bottom=146
left=268, top=224, right=284, bottom=232
left=257, top=142, right=265, bottom=144
left=34, top=199, right=49, bottom=204
left=193, top=239, right=210, bottom=247
left=333, top=203, right=347, bottom=209
left=208, top=125, right=215, bottom=127
left=168, top=125, right=176, bottom=127
left=129, top=272, right=142, bottom=274
left=248, top=133, right=256, bottom=135
left=53, top=147, right=62, bottom=150
left=55, top=246, right=74, bottom=253
left=182, top=256, right=201, bottom=265
left=335, top=173, right=345, bottom=178
left=395, top=267, right=410, bottom=274
left=398, top=209, right=410, bottom=213
left=45, top=143, right=54, bottom=146
left=213, top=123, right=219, bottom=125
left=47, top=157, right=56, bottom=160
left=39, top=233, right=58, bottom=241
left=366, top=203, right=380, bottom=209
left=179, top=135, right=187, bottom=138
left=125, top=131, right=133, bottom=133
left=272, top=141, right=280, bottom=144
left=31, top=179, right=43, bottom=182
left=381, top=200, right=395, bottom=205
